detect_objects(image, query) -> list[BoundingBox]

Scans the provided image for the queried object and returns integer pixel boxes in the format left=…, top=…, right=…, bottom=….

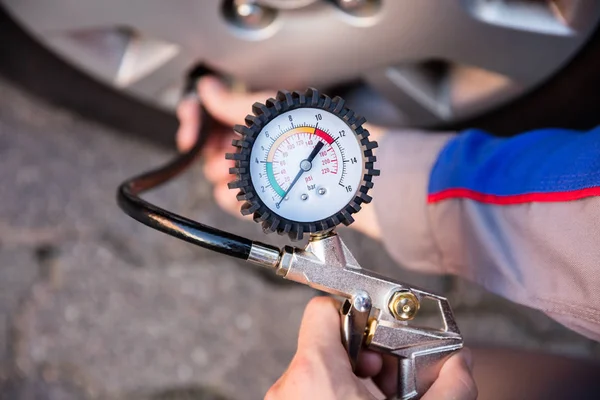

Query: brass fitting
left=364, top=317, right=378, bottom=346
left=388, top=291, right=420, bottom=321
left=309, top=230, right=337, bottom=241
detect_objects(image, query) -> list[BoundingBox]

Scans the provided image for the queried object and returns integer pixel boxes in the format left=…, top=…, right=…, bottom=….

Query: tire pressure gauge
left=118, top=85, right=463, bottom=399
left=227, top=88, right=379, bottom=240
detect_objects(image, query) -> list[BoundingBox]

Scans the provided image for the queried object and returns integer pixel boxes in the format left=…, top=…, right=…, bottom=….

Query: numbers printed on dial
left=249, top=107, right=364, bottom=223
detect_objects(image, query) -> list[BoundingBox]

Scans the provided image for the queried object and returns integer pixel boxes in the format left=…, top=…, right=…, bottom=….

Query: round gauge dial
left=227, top=88, right=379, bottom=241
left=249, top=108, right=363, bottom=223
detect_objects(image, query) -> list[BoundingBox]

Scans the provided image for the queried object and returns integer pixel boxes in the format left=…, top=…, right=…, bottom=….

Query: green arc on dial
left=266, top=162, right=286, bottom=197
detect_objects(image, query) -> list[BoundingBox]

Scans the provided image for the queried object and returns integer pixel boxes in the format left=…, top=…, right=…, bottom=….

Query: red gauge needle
left=276, top=140, right=324, bottom=208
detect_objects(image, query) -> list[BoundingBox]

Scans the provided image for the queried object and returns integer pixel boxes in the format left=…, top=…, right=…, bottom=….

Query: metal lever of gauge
left=340, top=293, right=372, bottom=371
left=264, top=233, right=464, bottom=400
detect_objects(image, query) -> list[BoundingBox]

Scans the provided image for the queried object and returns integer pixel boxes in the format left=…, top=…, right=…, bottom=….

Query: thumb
left=297, top=297, right=345, bottom=355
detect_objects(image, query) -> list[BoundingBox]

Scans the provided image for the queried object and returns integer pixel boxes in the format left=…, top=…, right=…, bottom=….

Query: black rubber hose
left=116, top=106, right=253, bottom=260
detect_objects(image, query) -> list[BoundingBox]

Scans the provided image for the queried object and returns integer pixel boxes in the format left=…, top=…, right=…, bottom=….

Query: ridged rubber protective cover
left=226, top=88, right=379, bottom=241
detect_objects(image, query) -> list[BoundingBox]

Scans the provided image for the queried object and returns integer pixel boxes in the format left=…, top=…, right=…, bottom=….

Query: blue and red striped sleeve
left=428, top=126, right=600, bottom=204
left=374, top=127, right=600, bottom=340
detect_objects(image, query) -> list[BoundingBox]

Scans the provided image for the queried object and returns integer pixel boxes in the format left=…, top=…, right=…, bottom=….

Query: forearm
left=373, top=130, right=454, bottom=273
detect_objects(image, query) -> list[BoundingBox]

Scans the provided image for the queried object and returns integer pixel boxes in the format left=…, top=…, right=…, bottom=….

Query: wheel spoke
left=447, top=0, right=600, bottom=85
left=440, top=29, right=580, bottom=86
left=44, top=28, right=131, bottom=84
left=115, top=36, right=179, bottom=88
left=123, top=51, right=196, bottom=106
left=2, top=0, right=202, bottom=35
left=363, top=64, right=452, bottom=126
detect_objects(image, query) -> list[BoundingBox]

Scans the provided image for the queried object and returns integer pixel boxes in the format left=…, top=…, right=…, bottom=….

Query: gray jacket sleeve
left=373, top=129, right=600, bottom=341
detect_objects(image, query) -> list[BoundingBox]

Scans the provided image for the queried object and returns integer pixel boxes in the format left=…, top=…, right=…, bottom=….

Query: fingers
left=355, top=350, right=383, bottom=378
left=266, top=297, right=378, bottom=400
left=372, top=353, right=399, bottom=397
left=198, top=76, right=275, bottom=127
left=176, top=75, right=273, bottom=153
left=423, top=349, right=477, bottom=400
left=202, top=129, right=236, bottom=183
left=296, top=298, right=388, bottom=379
left=176, top=97, right=201, bottom=152
left=214, top=182, right=247, bottom=218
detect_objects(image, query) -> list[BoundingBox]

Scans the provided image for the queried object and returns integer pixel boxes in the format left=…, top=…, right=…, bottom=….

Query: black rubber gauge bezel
left=226, top=88, right=379, bottom=241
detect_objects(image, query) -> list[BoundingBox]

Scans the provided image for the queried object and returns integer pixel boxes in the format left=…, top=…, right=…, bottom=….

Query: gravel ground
left=0, top=77, right=598, bottom=399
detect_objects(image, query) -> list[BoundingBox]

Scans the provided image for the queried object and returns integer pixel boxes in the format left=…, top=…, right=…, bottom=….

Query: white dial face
left=249, top=108, right=363, bottom=223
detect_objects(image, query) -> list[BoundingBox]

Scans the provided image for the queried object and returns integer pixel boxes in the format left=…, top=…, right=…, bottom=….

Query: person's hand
left=266, top=297, right=477, bottom=400
left=176, top=77, right=383, bottom=239
left=176, top=77, right=275, bottom=218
